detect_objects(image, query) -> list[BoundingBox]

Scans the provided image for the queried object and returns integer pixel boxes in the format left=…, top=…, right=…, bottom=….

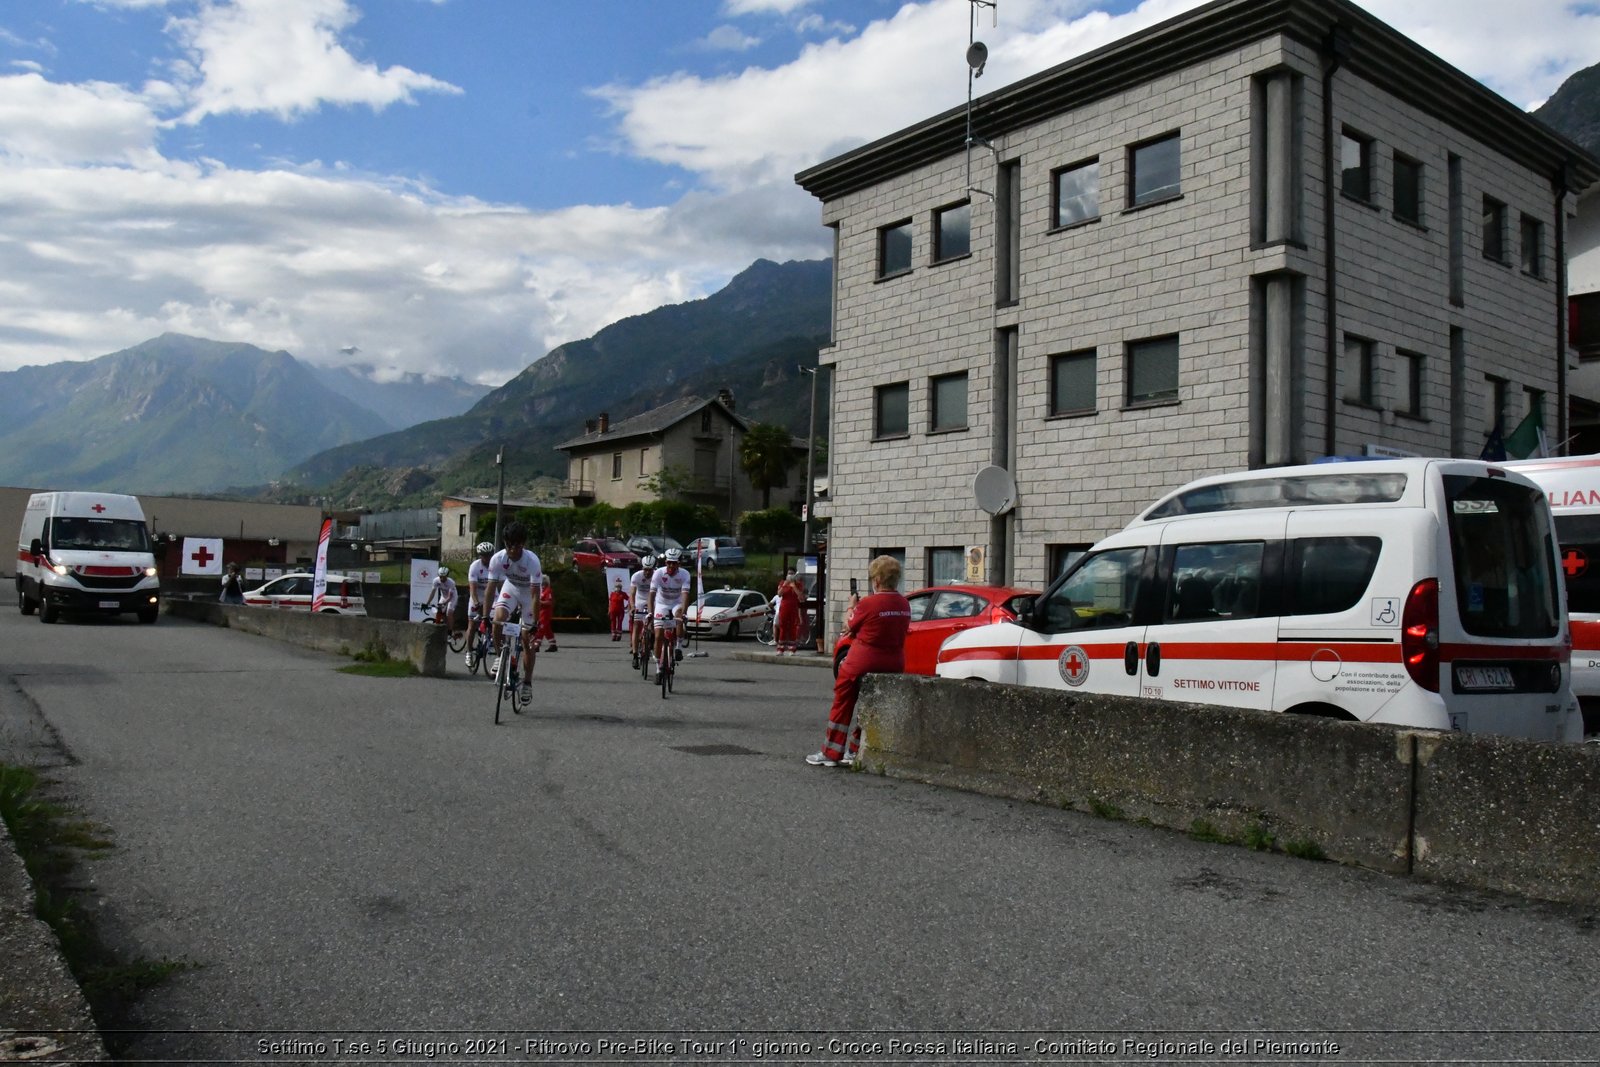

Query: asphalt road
left=1, top=588, right=1597, bottom=1064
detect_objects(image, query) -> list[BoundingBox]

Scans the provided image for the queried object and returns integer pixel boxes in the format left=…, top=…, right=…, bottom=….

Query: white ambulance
left=1502, top=453, right=1600, bottom=736
left=937, top=459, right=1581, bottom=742
left=16, top=492, right=161, bottom=624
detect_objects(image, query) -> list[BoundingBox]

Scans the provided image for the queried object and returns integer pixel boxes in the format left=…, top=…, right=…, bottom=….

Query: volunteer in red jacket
left=807, top=555, right=911, bottom=767
left=535, top=576, right=558, bottom=652
left=774, top=569, right=805, bottom=655
left=607, top=578, right=628, bottom=641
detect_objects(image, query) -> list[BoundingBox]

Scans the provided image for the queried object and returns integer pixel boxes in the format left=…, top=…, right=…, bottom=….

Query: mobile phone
left=850, top=577, right=859, bottom=595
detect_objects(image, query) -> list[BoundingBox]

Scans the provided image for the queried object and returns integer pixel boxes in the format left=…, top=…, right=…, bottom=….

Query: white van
left=16, top=492, right=161, bottom=624
left=1502, top=454, right=1600, bottom=736
left=937, top=459, right=1580, bottom=742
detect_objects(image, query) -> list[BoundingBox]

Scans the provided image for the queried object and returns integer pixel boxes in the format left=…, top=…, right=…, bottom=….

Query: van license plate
left=1455, top=666, right=1514, bottom=691
left=99, top=600, right=119, bottom=609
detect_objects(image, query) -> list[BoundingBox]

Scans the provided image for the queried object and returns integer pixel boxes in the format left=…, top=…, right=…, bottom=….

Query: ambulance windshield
left=49, top=517, right=152, bottom=553
left=1445, top=475, right=1559, bottom=639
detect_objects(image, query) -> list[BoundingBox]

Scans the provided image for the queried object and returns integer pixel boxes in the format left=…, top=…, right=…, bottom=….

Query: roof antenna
left=966, top=1, right=998, bottom=199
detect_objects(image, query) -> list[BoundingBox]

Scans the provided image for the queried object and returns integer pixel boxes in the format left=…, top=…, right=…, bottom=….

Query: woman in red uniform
left=535, top=576, right=558, bottom=652
left=807, top=555, right=911, bottom=767
left=774, top=569, right=805, bottom=655
left=607, top=578, right=628, bottom=641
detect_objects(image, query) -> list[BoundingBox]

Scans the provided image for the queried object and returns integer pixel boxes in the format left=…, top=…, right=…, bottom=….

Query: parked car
left=571, top=537, right=641, bottom=570
left=833, top=584, right=1038, bottom=676
left=626, top=534, right=683, bottom=558
left=242, top=572, right=367, bottom=615
left=686, top=587, right=769, bottom=640
left=685, top=536, right=746, bottom=569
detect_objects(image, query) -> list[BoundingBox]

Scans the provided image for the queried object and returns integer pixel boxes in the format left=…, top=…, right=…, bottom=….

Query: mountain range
left=0, top=334, right=487, bottom=495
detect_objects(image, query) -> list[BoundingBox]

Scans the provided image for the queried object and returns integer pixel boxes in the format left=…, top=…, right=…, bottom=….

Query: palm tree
left=738, top=422, right=798, bottom=509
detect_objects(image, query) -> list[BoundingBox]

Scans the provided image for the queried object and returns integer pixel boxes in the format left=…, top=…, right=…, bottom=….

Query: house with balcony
left=555, top=391, right=793, bottom=521
left=795, top=0, right=1599, bottom=629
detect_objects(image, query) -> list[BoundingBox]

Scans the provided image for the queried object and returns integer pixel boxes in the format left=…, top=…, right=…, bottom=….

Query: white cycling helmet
left=663, top=548, right=683, bottom=563
left=640, top=555, right=657, bottom=569
left=438, top=566, right=449, bottom=577
left=476, top=541, right=494, bottom=555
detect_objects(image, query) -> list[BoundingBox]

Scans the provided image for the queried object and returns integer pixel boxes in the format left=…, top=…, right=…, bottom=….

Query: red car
left=571, top=537, right=641, bottom=570
left=832, top=584, right=1039, bottom=676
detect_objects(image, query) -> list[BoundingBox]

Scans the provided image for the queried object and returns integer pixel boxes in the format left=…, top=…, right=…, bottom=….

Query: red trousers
left=608, top=607, right=625, bottom=635
left=822, top=649, right=902, bottom=761
left=776, top=605, right=801, bottom=648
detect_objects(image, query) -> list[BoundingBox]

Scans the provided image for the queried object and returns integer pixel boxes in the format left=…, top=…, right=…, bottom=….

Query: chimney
left=584, top=418, right=597, bottom=434
left=716, top=389, right=734, bottom=411
left=598, top=412, right=610, bottom=433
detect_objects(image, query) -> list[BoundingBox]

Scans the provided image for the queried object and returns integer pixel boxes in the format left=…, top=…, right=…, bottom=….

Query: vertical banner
left=310, top=519, right=332, bottom=612
left=409, top=559, right=438, bottom=622
left=694, top=552, right=706, bottom=629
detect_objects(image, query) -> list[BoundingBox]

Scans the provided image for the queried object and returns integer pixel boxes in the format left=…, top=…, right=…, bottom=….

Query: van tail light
left=1401, top=578, right=1440, bottom=692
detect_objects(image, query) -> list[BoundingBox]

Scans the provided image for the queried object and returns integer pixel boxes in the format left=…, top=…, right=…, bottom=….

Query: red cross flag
left=181, top=537, right=224, bottom=576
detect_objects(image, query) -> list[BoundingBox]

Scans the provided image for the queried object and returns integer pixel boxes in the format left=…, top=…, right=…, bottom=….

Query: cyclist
left=423, top=566, right=459, bottom=635
left=464, top=541, right=495, bottom=669
left=650, top=548, right=693, bottom=673
left=487, top=523, right=542, bottom=704
left=628, top=556, right=656, bottom=665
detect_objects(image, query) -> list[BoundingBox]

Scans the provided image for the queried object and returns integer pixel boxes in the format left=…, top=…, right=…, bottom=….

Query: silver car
left=686, top=588, right=768, bottom=639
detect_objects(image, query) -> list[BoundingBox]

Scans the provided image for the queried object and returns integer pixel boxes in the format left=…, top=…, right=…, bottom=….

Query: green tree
left=739, top=422, right=798, bottom=509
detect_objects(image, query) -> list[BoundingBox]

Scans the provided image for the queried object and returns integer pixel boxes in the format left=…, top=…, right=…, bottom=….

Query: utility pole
left=494, top=445, right=506, bottom=547
left=801, top=364, right=820, bottom=552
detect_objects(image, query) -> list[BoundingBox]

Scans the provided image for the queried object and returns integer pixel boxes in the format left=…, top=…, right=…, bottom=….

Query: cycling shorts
left=653, top=608, right=683, bottom=625
left=494, top=586, right=534, bottom=626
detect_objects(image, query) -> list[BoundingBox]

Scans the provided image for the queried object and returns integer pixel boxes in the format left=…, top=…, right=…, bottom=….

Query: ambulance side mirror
left=29, top=538, right=42, bottom=557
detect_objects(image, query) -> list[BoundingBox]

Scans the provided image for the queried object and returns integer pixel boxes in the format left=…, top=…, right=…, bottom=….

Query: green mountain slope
left=1534, top=62, right=1600, bottom=158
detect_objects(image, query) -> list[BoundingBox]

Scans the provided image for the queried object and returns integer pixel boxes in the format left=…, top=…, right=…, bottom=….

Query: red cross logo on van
left=1058, top=645, right=1090, bottom=687
left=1564, top=549, right=1587, bottom=578
left=91, top=503, right=107, bottom=513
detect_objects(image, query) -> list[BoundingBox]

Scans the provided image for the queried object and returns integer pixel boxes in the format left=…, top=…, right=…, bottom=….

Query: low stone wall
left=857, top=675, right=1600, bottom=906
left=163, top=600, right=446, bottom=677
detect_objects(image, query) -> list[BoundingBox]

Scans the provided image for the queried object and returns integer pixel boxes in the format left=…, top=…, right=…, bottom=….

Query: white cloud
left=700, top=25, right=763, bottom=52
left=724, top=0, right=818, bottom=14
left=168, top=0, right=462, bottom=123
left=0, top=73, right=166, bottom=167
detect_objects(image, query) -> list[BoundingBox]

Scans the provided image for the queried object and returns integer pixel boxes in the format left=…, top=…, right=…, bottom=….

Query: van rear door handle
left=1124, top=641, right=1138, bottom=675
left=1146, top=642, right=1161, bottom=677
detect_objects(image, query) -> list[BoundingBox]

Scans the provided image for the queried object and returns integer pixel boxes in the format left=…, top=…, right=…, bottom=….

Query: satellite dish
left=966, top=40, right=988, bottom=77
left=973, top=465, right=1017, bottom=516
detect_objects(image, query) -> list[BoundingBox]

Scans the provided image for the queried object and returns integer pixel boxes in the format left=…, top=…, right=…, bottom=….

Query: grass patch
left=1188, top=819, right=1236, bottom=845
left=339, top=660, right=418, bottom=678
left=1088, top=798, right=1124, bottom=821
left=1284, top=838, right=1326, bottom=861
left=0, top=763, right=195, bottom=1038
left=1243, top=822, right=1277, bottom=852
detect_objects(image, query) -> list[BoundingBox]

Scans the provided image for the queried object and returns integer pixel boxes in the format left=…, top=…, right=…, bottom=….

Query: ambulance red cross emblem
left=1058, top=645, right=1090, bottom=687
left=1564, top=548, right=1587, bottom=578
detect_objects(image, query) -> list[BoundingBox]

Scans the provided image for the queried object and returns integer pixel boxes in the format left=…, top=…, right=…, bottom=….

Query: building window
left=930, top=372, right=969, bottom=432
left=458, top=514, right=467, bottom=536
left=1393, top=155, right=1422, bottom=225
left=928, top=546, right=964, bottom=585
left=1487, top=374, right=1509, bottom=431
left=1342, top=335, right=1376, bottom=406
left=1129, top=133, right=1181, bottom=207
left=1049, top=350, right=1096, bottom=416
left=1482, top=197, right=1507, bottom=262
left=1398, top=349, right=1425, bottom=417
left=1521, top=214, right=1543, bottom=277
left=639, top=449, right=648, bottom=476
left=1126, top=335, right=1179, bottom=406
left=1572, top=292, right=1600, bottom=361
left=878, top=219, right=913, bottom=279
left=611, top=452, right=623, bottom=480
left=1052, top=159, right=1100, bottom=228
left=874, top=382, right=910, bottom=439
left=1048, top=543, right=1090, bottom=580
left=871, top=547, right=906, bottom=571
left=1340, top=130, right=1372, bottom=202
left=933, top=201, right=970, bottom=262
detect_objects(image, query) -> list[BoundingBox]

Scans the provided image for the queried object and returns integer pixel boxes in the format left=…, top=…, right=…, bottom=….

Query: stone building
left=796, top=0, right=1599, bottom=618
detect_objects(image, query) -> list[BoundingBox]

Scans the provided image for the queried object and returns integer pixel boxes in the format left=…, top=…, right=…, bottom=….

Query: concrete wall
left=163, top=600, right=447, bottom=677
left=857, top=675, right=1600, bottom=906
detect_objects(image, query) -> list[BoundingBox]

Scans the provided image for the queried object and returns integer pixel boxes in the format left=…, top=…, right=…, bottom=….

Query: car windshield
left=699, top=592, right=740, bottom=608
left=49, top=517, right=152, bottom=552
left=601, top=538, right=631, bottom=552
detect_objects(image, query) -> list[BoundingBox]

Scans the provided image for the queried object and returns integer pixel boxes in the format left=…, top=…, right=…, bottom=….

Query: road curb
left=727, top=649, right=833, bottom=670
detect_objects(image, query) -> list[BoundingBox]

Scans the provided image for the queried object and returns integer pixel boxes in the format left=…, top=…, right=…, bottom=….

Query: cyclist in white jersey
left=487, top=523, right=542, bottom=703
left=464, top=542, right=494, bottom=668
left=650, top=549, right=693, bottom=670
left=628, top=557, right=656, bottom=663
left=423, top=567, right=458, bottom=631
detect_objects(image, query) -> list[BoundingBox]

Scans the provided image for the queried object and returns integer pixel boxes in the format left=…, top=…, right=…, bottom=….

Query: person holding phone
left=774, top=568, right=805, bottom=655
left=806, top=555, right=911, bottom=767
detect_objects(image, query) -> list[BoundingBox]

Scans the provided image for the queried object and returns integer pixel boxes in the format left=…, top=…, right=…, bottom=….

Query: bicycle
left=638, top=615, right=655, bottom=681
left=758, top=607, right=813, bottom=651
left=493, top=613, right=525, bottom=725
left=464, top=614, right=492, bottom=676
left=417, top=602, right=468, bottom=654
left=656, top=617, right=678, bottom=698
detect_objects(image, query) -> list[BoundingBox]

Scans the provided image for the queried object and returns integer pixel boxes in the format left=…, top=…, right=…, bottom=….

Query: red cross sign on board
left=191, top=544, right=215, bottom=569
left=1564, top=548, right=1588, bottom=578
left=91, top=503, right=107, bottom=513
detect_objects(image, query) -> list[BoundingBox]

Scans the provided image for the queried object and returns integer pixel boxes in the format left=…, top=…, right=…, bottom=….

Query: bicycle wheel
left=494, top=651, right=509, bottom=724
left=757, top=616, right=775, bottom=645
left=510, top=663, right=524, bottom=715
left=447, top=626, right=466, bottom=654
left=797, top=614, right=813, bottom=649
left=659, top=652, right=670, bottom=699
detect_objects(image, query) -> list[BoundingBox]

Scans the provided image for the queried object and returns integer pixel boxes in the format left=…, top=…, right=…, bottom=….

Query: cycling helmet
left=663, top=548, right=683, bottom=563
left=640, top=555, right=657, bottom=569
left=476, top=541, right=494, bottom=555
left=438, top=566, right=450, bottom=577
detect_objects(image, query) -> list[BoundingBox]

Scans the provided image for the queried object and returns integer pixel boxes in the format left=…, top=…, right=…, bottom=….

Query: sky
left=2, top=0, right=1598, bottom=387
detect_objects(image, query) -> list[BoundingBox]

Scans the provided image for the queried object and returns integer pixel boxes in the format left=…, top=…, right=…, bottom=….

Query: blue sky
left=2, top=0, right=1597, bottom=385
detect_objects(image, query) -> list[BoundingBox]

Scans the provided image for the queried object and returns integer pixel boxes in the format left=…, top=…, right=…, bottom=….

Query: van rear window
left=1445, top=475, right=1559, bottom=639
left=1145, top=473, right=1407, bottom=518
left=1284, top=537, right=1382, bottom=615
left=1552, top=515, right=1600, bottom=615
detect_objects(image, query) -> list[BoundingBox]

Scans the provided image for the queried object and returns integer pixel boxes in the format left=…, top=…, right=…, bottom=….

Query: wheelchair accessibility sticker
left=1370, top=598, right=1399, bottom=626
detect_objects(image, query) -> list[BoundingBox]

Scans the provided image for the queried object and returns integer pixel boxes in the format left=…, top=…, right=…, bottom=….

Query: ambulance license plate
left=1455, top=665, right=1515, bottom=691
left=99, top=600, right=119, bottom=609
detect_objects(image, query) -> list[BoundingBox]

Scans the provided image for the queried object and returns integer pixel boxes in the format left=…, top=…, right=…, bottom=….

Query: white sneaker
left=841, top=753, right=857, bottom=767
left=805, top=752, right=838, bottom=767
left=519, top=683, right=533, bottom=703
left=465, top=653, right=476, bottom=669
left=490, top=653, right=502, bottom=676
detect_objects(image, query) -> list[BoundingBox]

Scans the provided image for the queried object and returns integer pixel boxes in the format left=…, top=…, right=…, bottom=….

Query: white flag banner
left=310, top=518, right=332, bottom=612
left=180, top=537, right=223, bottom=576
left=410, top=559, right=439, bottom=622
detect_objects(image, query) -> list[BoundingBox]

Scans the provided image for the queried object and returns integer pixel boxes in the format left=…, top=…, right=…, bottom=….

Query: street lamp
left=801, top=363, right=821, bottom=553
left=494, top=444, right=506, bottom=548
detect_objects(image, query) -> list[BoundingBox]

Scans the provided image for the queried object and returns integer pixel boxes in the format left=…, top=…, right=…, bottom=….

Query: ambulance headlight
left=144, top=566, right=158, bottom=577
left=51, top=563, right=69, bottom=576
